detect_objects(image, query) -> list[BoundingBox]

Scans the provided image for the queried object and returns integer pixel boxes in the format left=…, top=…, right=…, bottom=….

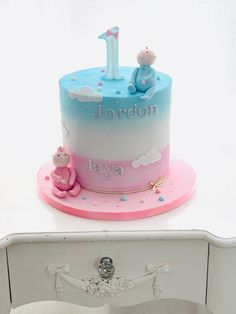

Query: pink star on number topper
left=106, top=28, right=119, bottom=39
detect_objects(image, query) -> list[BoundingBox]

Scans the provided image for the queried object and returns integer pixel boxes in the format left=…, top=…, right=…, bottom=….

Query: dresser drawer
left=8, top=239, right=208, bottom=308
left=0, top=249, right=11, bottom=314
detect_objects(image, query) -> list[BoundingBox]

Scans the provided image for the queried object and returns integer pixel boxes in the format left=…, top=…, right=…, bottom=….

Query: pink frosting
left=69, top=146, right=169, bottom=193
left=51, top=167, right=75, bottom=191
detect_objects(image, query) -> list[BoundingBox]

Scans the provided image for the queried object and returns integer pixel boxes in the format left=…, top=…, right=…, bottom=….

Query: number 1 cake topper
left=98, top=26, right=124, bottom=80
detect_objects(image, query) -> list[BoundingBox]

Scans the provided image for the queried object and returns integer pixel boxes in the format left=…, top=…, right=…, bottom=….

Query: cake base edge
left=37, top=159, right=196, bottom=221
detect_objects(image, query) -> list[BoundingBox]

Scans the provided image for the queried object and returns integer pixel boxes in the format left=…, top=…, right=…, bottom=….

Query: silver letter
left=114, top=166, right=124, bottom=176
left=104, top=164, right=114, bottom=177
left=127, top=105, right=137, bottom=119
left=85, top=159, right=93, bottom=172
left=149, top=104, right=158, bottom=115
left=137, top=105, right=148, bottom=117
left=105, top=108, right=116, bottom=120
left=93, top=104, right=103, bottom=119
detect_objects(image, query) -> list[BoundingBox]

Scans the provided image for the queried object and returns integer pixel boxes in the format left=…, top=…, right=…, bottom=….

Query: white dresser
left=1, top=197, right=236, bottom=314
left=0, top=249, right=11, bottom=314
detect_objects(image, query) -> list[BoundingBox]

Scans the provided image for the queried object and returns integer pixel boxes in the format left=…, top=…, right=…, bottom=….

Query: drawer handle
left=46, top=262, right=170, bottom=298
left=98, top=257, right=115, bottom=280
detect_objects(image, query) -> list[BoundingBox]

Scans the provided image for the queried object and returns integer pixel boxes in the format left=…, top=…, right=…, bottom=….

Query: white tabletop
left=0, top=0, right=236, bottom=242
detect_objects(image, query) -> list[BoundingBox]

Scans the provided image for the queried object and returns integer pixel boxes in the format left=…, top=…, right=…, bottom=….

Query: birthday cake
left=38, top=27, right=195, bottom=220
left=59, top=28, right=171, bottom=194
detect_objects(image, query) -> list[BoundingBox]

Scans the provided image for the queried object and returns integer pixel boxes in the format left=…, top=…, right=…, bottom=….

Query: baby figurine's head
left=52, top=147, right=70, bottom=167
left=137, top=47, right=156, bottom=66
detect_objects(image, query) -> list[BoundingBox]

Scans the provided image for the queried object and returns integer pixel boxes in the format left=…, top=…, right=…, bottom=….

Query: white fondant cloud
left=132, top=149, right=162, bottom=168
left=69, top=87, right=102, bottom=103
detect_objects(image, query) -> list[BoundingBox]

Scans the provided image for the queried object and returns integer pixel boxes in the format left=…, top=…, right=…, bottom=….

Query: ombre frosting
left=59, top=66, right=172, bottom=193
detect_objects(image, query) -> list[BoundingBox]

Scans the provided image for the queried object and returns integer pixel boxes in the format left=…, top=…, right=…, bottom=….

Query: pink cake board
left=37, top=159, right=196, bottom=221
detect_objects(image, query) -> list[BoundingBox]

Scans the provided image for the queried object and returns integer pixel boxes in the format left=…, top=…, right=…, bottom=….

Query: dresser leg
left=207, top=245, right=236, bottom=314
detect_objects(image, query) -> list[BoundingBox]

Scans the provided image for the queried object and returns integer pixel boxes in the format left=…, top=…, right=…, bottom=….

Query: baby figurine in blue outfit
left=128, top=47, right=157, bottom=100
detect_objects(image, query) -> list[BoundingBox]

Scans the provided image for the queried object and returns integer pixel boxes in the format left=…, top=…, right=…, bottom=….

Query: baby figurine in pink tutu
left=51, top=147, right=80, bottom=198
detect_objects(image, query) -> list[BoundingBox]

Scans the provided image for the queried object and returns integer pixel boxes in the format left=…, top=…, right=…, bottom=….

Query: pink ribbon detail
left=106, top=29, right=119, bottom=39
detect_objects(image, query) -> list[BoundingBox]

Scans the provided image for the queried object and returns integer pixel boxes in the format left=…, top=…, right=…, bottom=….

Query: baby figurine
left=128, top=47, right=157, bottom=100
left=50, top=147, right=80, bottom=198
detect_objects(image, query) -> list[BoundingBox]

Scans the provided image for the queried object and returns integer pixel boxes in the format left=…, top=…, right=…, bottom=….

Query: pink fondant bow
left=106, top=29, right=119, bottom=39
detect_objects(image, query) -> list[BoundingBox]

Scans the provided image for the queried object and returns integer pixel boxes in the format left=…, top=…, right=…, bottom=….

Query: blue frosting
left=128, top=65, right=157, bottom=100
left=59, top=66, right=172, bottom=127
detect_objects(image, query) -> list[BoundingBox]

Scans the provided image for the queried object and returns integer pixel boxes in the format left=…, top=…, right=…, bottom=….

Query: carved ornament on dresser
left=46, top=257, right=170, bottom=298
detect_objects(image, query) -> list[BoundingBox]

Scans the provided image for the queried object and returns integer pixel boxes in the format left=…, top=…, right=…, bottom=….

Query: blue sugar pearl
left=158, top=196, right=165, bottom=202
left=116, top=90, right=121, bottom=94
left=120, top=195, right=128, bottom=201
